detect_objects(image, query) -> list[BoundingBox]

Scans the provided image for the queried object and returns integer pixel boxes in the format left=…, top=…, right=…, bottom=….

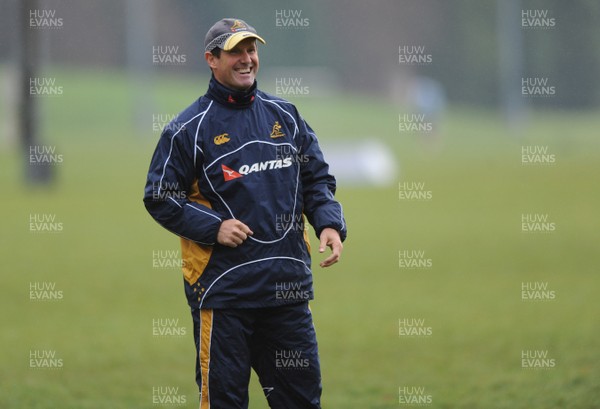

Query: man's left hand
left=318, top=228, right=343, bottom=268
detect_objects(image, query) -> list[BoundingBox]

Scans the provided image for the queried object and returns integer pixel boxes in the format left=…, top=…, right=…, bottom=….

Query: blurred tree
left=523, top=0, right=600, bottom=108
left=3, top=0, right=600, bottom=114
left=425, top=0, right=499, bottom=107
left=19, top=0, right=53, bottom=184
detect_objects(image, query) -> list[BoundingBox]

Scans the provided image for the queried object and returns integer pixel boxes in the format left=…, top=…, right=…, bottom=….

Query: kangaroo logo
left=230, top=20, right=247, bottom=32
left=270, top=121, right=285, bottom=138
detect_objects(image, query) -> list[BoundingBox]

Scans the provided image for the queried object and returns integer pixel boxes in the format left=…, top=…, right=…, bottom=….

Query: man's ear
left=205, top=52, right=218, bottom=69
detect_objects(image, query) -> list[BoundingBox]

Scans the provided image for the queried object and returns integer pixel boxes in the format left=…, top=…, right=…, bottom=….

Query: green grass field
left=1, top=67, right=599, bottom=408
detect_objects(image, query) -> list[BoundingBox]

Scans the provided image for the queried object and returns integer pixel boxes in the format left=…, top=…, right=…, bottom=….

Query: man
left=144, top=18, right=346, bottom=408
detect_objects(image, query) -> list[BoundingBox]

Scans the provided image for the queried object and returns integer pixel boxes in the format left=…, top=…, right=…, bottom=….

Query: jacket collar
left=206, top=75, right=257, bottom=109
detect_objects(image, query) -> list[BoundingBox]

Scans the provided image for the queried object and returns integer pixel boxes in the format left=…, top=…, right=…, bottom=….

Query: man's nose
left=240, top=51, right=251, bottom=63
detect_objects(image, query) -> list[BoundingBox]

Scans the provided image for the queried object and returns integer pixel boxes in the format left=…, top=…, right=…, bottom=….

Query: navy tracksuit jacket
left=144, top=76, right=347, bottom=311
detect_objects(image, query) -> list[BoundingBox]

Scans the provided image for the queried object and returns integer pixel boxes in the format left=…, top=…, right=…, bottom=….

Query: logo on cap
left=230, top=20, right=247, bottom=32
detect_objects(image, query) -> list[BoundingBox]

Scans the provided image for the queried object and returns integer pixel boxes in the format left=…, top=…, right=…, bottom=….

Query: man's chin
left=232, top=73, right=255, bottom=88
left=237, top=79, right=255, bottom=90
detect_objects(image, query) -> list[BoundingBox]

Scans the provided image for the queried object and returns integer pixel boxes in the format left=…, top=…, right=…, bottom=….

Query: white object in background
left=321, top=140, right=398, bottom=187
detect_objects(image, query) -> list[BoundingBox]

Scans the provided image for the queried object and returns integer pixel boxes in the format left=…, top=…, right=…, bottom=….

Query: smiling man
left=204, top=22, right=259, bottom=91
left=144, top=18, right=347, bottom=408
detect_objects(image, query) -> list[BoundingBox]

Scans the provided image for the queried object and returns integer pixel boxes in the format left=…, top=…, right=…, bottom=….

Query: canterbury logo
left=214, top=133, right=230, bottom=145
left=222, top=158, right=293, bottom=181
left=270, top=121, right=285, bottom=138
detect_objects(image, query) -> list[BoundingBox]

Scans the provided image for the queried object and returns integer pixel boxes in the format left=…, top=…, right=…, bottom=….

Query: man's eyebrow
left=227, top=40, right=257, bottom=53
left=227, top=46, right=255, bottom=54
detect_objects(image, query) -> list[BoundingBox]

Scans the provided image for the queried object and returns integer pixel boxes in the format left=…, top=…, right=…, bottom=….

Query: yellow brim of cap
left=222, top=32, right=266, bottom=51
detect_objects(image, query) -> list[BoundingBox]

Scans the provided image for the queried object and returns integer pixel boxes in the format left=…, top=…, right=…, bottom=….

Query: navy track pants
left=192, top=301, right=322, bottom=408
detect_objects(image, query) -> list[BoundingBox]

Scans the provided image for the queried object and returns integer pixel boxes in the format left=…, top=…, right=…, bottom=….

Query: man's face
left=205, top=38, right=259, bottom=91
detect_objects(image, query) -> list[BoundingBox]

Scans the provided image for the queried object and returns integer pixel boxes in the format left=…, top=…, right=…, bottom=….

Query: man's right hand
left=217, top=219, right=253, bottom=247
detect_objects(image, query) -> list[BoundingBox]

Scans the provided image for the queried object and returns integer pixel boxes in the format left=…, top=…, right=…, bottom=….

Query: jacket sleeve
left=143, top=126, right=222, bottom=245
left=297, top=114, right=347, bottom=242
